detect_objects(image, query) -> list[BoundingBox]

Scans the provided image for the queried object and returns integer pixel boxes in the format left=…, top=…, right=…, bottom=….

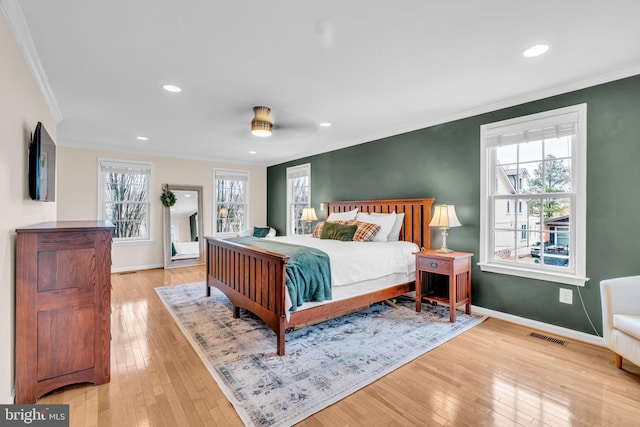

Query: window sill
left=113, top=239, right=155, bottom=246
left=478, top=262, right=589, bottom=286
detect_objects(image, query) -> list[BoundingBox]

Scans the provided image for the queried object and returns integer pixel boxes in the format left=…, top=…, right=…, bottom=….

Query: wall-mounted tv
left=28, top=122, right=56, bottom=202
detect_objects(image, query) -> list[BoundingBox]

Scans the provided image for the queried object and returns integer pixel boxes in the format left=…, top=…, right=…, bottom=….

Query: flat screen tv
left=28, top=122, right=56, bottom=202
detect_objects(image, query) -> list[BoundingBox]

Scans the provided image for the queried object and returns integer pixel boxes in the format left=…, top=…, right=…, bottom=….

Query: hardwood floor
left=39, top=266, right=640, bottom=426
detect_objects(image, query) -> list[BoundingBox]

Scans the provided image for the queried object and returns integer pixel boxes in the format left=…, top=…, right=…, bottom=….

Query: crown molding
left=1, top=0, right=63, bottom=122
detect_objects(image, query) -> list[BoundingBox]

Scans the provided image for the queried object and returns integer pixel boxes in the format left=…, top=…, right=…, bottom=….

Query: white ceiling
left=6, top=1, right=640, bottom=166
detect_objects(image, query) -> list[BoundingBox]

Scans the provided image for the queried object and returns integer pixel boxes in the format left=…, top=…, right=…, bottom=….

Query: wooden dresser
left=15, top=221, right=114, bottom=403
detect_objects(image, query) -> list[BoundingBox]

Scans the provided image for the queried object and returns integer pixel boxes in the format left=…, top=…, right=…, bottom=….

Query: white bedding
left=269, top=235, right=419, bottom=315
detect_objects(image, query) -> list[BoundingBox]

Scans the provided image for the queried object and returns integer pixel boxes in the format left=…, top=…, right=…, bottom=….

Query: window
left=286, top=164, right=311, bottom=235
left=479, top=104, right=588, bottom=286
left=98, top=159, right=152, bottom=241
left=214, top=169, right=249, bottom=235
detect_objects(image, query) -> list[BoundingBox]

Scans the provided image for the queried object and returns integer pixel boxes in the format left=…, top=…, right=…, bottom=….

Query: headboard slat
left=324, top=198, right=434, bottom=249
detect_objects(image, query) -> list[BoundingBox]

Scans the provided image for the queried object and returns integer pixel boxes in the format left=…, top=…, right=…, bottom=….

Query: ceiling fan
left=251, top=106, right=273, bottom=137
left=249, top=106, right=317, bottom=139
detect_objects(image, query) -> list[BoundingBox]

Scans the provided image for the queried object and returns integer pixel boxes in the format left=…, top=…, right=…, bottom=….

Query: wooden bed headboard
left=324, top=198, right=435, bottom=250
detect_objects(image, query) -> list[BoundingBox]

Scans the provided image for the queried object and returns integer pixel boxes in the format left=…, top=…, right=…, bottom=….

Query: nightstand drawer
left=417, top=257, right=451, bottom=274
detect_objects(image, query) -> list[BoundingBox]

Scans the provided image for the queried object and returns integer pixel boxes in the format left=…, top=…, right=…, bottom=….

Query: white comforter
left=270, top=235, right=418, bottom=287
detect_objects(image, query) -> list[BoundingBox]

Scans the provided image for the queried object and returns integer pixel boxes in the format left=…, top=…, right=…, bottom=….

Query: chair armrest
left=600, top=275, right=640, bottom=343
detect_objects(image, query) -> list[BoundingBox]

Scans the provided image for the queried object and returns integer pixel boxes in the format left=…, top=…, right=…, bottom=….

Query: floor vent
left=119, top=271, right=137, bottom=275
left=529, top=332, right=568, bottom=347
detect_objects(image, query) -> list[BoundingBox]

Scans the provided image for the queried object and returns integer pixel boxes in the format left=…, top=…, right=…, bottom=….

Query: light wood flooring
left=40, top=266, right=640, bottom=426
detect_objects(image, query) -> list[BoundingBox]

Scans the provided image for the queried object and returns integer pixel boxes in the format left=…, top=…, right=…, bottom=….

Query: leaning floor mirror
left=163, top=184, right=204, bottom=269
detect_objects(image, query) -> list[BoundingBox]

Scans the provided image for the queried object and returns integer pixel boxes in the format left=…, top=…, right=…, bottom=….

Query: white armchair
left=600, top=276, right=640, bottom=369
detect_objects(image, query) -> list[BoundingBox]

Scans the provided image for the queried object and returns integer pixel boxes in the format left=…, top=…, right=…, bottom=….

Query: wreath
left=160, top=188, right=177, bottom=207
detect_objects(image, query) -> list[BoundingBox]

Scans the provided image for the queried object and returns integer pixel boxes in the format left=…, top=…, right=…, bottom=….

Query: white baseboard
left=472, top=305, right=604, bottom=347
left=111, top=263, right=163, bottom=274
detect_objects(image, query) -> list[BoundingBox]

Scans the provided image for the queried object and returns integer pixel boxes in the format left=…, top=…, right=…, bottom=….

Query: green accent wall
left=267, top=74, right=640, bottom=336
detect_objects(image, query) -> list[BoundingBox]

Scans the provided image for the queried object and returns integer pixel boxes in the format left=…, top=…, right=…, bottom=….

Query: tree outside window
left=215, top=170, right=248, bottom=234
left=99, top=160, right=151, bottom=240
left=286, top=164, right=311, bottom=235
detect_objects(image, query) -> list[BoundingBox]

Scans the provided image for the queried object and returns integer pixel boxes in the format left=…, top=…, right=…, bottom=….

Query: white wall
left=0, top=11, right=57, bottom=403
left=56, top=147, right=267, bottom=271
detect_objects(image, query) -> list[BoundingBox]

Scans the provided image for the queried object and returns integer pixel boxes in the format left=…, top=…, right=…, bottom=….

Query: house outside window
left=98, top=159, right=152, bottom=242
left=214, top=169, right=249, bottom=235
left=286, top=163, right=311, bottom=235
left=479, top=104, right=588, bottom=286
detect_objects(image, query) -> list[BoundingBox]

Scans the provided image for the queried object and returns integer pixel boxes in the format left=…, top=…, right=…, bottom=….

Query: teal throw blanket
left=226, top=237, right=332, bottom=311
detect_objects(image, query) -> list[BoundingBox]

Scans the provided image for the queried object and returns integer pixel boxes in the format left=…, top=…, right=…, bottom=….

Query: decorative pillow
left=253, top=226, right=271, bottom=238
left=371, top=212, right=405, bottom=241
left=326, top=208, right=358, bottom=222
left=352, top=221, right=381, bottom=242
left=312, top=220, right=355, bottom=238
left=355, top=212, right=397, bottom=242
left=171, top=242, right=177, bottom=257
left=312, top=222, right=325, bottom=238
left=320, top=221, right=357, bottom=241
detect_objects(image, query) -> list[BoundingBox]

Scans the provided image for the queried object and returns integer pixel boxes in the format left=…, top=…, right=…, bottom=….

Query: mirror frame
left=163, top=184, right=204, bottom=269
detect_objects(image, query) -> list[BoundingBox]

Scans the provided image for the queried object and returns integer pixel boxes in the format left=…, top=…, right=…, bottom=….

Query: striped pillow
left=352, top=221, right=381, bottom=242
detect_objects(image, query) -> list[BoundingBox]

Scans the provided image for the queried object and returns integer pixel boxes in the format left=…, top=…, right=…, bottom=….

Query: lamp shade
left=300, top=207, right=318, bottom=222
left=429, top=205, right=461, bottom=228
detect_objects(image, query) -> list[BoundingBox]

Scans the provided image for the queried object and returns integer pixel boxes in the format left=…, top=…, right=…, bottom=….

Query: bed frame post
left=276, top=320, right=286, bottom=356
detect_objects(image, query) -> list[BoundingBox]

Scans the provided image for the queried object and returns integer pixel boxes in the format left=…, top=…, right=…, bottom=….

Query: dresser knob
left=430, top=262, right=438, bottom=268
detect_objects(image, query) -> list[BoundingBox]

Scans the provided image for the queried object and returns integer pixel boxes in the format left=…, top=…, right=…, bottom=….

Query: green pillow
left=171, top=242, right=177, bottom=256
left=320, top=222, right=357, bottom=241
left=253, top=226, right=271, bottom=238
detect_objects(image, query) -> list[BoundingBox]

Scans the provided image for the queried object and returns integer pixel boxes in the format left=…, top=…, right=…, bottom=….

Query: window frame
left=97, top=158, right=153, bottom=244
left=479, top=104, right=588, bottom=286
left=286, top=163, right=311, bottom=235
left=213, top=169, right=250, bottom=237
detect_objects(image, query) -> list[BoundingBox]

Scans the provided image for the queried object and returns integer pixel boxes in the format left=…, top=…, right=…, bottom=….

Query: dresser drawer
left=417, top=256, right=451, bottom=274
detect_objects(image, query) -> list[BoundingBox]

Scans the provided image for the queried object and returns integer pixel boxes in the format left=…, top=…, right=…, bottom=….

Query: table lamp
left=429, top=204, right=461, bottom=253
left=300, top=207, right=318, bottom=234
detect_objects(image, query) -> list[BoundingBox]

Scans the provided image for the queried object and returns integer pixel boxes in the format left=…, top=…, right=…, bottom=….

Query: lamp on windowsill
left=429, top=204, right=461, bottom=253
left=300, top=207, right=318, bottom=234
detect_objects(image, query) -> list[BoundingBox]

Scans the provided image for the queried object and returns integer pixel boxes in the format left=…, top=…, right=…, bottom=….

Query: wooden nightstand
left=415, top=249, right=473, bottom=322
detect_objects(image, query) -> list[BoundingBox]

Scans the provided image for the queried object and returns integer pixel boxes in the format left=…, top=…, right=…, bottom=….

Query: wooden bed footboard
left=206, top=237, right=291, bottom=354
left=205, top=197, right=435, bottom=356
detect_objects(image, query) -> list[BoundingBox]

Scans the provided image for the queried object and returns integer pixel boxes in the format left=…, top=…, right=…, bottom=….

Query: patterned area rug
left=156, top=282, right=486, bottom=427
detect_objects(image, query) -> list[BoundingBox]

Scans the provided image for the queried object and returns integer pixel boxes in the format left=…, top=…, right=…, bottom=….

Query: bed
left=205, top=198, right=434, bottom=355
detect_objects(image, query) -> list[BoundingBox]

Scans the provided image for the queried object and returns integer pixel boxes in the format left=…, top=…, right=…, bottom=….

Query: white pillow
left=356, top=212, right=396, bottom=242
left=382, top=212, right=405, bottom=241
left=327, top=208, right=358, bottom=222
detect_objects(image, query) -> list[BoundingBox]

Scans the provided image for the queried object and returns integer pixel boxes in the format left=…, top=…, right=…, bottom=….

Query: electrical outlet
left=319, top=203, right=324, bottom=211
left=559, top=288, right=573, bottom=304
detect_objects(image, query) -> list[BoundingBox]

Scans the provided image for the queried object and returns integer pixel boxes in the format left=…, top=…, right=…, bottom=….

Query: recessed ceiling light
left=162, top=84, right=182, bottom=93
left=136, top=136, right=149, bottom=141
left=319, top=122, right=332, bottom=127
left=522, top=44, right=550, bottom=58
left=249, top=150, right=257, bottom=154
left=184, top=194, right=191, bottom=197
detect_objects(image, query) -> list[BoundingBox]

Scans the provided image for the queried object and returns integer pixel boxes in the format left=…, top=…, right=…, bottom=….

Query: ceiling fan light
left=251, top=106, right=273, bottom=137
left=251, top=120, right=272, bottom=137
